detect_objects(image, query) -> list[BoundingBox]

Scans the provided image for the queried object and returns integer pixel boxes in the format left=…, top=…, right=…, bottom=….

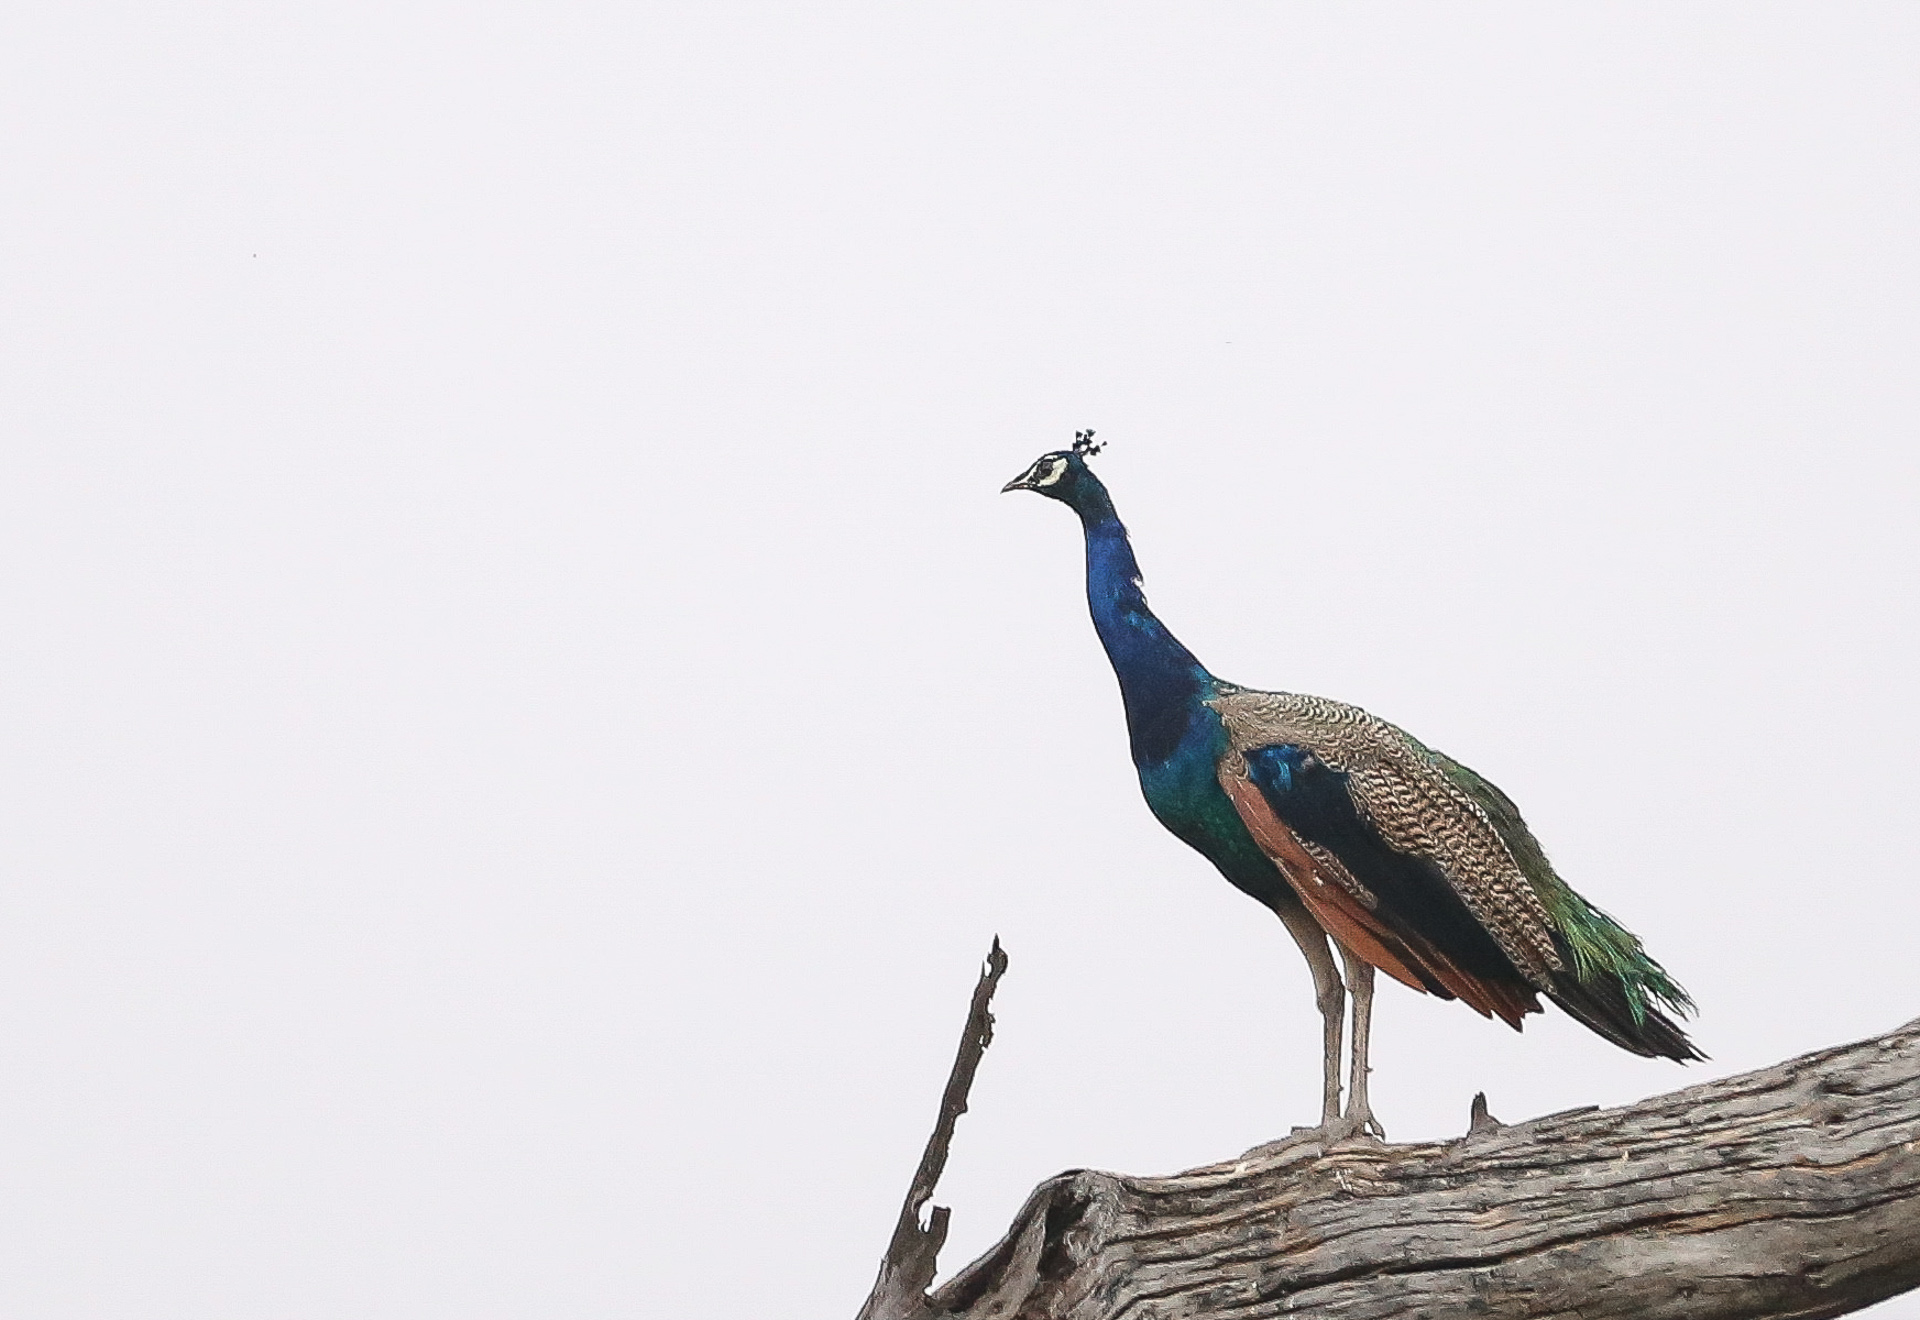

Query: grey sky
left=4, top=4, right=1919, bottom=1317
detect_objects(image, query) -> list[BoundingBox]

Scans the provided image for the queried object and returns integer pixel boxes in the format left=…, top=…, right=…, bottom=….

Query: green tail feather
left=1427, top=750, right=1703, bottom=1061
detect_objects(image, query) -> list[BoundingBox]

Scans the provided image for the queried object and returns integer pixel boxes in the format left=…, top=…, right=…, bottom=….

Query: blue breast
left=1071, top=487, right=1291, bottom=907
left=1135, top=694, right=1290, bottom=905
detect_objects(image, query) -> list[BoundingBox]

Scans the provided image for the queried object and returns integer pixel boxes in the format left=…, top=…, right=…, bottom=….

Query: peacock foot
left=1322, top=1108, right=1387, bottom=1144
left=1287, top=1112, right=1386, bottom=1144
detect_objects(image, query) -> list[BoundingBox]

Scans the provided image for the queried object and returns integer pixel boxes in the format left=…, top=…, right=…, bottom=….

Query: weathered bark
left=870, top=1002, right=1920, bottom=1320
left=858, top=938, right=1009, bottom=1320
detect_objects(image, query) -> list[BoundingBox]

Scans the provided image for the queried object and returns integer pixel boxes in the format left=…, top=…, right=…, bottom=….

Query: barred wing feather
left=1206, top=685, right=1703, bottom=1060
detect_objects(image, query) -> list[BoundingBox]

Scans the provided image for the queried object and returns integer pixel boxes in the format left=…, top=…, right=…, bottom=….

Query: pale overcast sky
left=4, top=5, right=1919, bottom=1317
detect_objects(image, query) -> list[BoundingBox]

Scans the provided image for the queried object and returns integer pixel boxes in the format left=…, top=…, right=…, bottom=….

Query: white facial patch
left=1033, top=456, right=1069, bottom=487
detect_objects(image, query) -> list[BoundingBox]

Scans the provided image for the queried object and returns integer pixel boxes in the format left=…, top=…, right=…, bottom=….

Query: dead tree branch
left=858, top=937, right=1009, bottom=1320
left=868, top=1002, right=1920, bottom=1320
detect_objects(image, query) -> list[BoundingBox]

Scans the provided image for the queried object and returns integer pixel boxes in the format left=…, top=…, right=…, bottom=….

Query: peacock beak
left=1004, top=454, right=1068, bottom=493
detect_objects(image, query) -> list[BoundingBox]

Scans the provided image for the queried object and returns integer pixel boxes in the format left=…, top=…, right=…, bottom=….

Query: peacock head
left=1001, top=430, right=1105, bottom=506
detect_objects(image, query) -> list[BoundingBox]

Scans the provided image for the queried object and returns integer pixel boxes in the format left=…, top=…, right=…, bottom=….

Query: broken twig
left=856, top=938, right=1009, bottom=1320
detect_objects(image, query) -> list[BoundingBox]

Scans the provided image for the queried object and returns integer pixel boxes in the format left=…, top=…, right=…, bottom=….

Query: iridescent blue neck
left=1070, top=478, right=1213, bottom=766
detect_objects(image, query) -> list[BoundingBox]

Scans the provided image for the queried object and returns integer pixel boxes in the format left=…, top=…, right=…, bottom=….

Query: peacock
left=1003, top=432, right=1700, bottom=1139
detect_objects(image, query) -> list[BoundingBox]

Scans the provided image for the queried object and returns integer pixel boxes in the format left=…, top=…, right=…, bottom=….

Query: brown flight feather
left=1220, top=768, right=1540, bottom=1029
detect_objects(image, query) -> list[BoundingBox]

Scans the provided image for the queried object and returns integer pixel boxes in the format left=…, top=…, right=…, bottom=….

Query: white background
left=5, top=4, right=1919, bottom=1317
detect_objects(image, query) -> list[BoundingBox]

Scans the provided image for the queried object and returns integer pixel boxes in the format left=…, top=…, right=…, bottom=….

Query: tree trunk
left=868, top=985, right=1920, bottom=1320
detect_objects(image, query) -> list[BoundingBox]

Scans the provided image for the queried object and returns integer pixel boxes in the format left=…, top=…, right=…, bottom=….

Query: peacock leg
left=1273, top=902, right=1345, bottom=1129
left=1337, top=945, right=1385, bottom=1140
